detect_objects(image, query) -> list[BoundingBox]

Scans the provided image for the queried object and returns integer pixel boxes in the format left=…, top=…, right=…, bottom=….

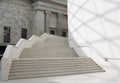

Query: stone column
left=57, top=13, right=63, bottom=36
left=33, top=9, right=45, bottom=36
left=45, top=11, right=51, bottom=33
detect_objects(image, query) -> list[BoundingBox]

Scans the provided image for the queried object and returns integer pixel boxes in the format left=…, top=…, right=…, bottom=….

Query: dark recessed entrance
left=0, top=46, right=7, bottom=59
left=50, top=30, right=55, bottom=35
left=62, top=31, right=67, bottom=37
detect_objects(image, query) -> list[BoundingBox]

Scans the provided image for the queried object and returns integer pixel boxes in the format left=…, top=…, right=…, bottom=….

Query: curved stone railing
left=1, top=33, right=48, bottom=80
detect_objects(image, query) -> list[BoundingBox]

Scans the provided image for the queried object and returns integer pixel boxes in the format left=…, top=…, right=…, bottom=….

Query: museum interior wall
left=0, top=0, right=68, bottom=47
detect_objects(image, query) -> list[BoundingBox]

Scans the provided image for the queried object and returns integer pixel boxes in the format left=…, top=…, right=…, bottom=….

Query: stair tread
left=9, top=68, right=103, bottom=76
left=9, top=70, right=103, bottom=80
left=10, top=66, right=102, bottom=73
left=11, top=63, right=99, bottom=68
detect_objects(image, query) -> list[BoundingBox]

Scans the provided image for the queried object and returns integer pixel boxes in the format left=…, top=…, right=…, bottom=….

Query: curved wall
left=68, top=0, right=120, bottom=59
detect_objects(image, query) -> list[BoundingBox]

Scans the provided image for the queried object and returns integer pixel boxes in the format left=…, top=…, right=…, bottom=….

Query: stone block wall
left=0, top=0, right=68, bottom=46
left=0, top=0, right=33, bottom=45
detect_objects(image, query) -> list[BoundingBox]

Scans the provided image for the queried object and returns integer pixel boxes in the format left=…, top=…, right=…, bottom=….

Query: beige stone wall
left=33, top=0, right=68, bottom=36
left=0, top=0, right=68, bottom=46
left=49, top=13, right=57, bottom=28
left=0, top=0, right=33, bottom=45
left=61, top=15, right=68, bottom=29
left=50, top=0, right=67, bottom=5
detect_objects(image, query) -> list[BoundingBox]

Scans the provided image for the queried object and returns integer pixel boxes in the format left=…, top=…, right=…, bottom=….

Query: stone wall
left=0, top=0, right=68, bottom=46
left=49, top=13, right=57, bottom=28
left=33, top=0, right=68, bottom=36
left=0, top=0, right=33, bottom=45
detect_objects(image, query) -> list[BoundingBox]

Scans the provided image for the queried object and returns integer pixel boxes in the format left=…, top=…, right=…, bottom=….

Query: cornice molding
left=33, top=1, right=67, bottom=15
left=32, top=0, right=67, bottom=6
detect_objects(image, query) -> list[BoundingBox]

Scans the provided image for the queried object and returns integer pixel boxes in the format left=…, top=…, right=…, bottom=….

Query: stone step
left=21, top=55, right=77, bottom=57
left=12, top=59, right=95, bottom=63
left=23, top=48, right=73, bottom=51
left=21, top=50, right=77, bottom=57
left=22, top=46, right=74, bottom=51
left=20, top=52, right=77, bottom=57
left=10, top=65, right=101, bottom=72
left=11, top=59, right=96, bottom=67
left=9, top=69, right=103, bottom=80
left=21, top=51, right=76, bottom=54
left=11, top=62, right=98, bottom=68
left=32, top=45, right=69, bottom=49
left=13, top=57, right=90, bottom=61
left=9, top=66, right=103, bottom=75
left=12, top=59, right=94, bottom=64
left=12, top=59, right=93, bottom=64
left=11, top=63, right=96, bottom=68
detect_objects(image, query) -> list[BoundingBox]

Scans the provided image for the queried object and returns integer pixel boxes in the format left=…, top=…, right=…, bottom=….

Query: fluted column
left=57, top=13, right=63, bottom=36
left=33, top=9, right=45, bottom=36
left=45, top=11, right=51, bottom=33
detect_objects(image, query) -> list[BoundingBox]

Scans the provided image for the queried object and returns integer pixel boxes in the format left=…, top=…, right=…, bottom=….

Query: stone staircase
left=20, top=35, right=77, bottom=58
left=8, top=34, right=104, bottom=80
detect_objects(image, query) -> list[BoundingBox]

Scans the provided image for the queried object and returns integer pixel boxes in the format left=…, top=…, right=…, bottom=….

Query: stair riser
left=11, top=63, right=97, bottom=67
left=10, top=66, right=102, bottom=73
left=9, top=68, right=103, bottom=76
left=12, top=60, right=94, bottom=64
left=21, top=53, right=76, bottom=55
left=12, top=61, right=93, bottom=64
left=9, top=70, right=103, bottom=80
left=11, top=65, right=100, bottom=71
left=11, top=62, right=96, bottom=67
left=10, top=64, right=100, bottom=69
left=22, top=55, right=76, bottom=57
left=13, top=58, right=91, bottom=62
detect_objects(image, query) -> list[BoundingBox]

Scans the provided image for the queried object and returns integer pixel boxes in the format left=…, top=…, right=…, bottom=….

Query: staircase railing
left=1, top=33, right=48, bottom=80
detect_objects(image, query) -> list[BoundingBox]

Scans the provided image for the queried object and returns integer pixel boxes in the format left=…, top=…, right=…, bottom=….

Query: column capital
left=34, top=6, right=44, bottom=11
left=45, top=11, right=51, bottom=15
left=58, top=13, right=63, bottom=17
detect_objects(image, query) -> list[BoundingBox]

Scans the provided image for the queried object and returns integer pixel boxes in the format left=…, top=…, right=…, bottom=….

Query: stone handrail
left=1, top=33, right=48, bottom=80
left=1, top=45, right=14, bottom=80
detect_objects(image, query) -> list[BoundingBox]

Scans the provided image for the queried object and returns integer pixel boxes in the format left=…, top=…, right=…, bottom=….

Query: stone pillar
left=57, top=13, right=63, bottom=36
left=33, top=9, right=45, bottom=36
left=0, top=26, right=3, bottom=44
left=45, top=11, right=51, bottom=33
